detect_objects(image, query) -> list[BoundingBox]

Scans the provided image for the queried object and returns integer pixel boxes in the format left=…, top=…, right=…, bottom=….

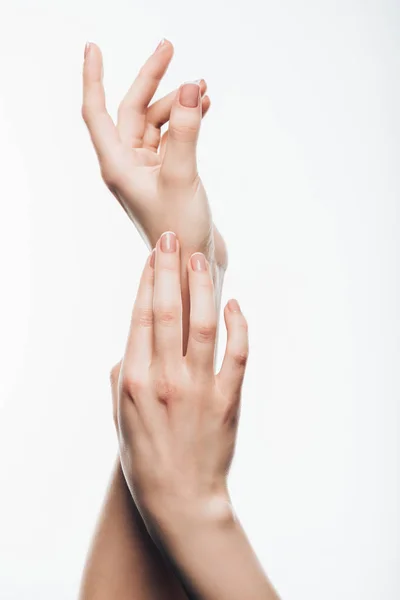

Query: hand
left=112, top=231, right=248, bottom=526
left=82, top=40, right=227, bottom=270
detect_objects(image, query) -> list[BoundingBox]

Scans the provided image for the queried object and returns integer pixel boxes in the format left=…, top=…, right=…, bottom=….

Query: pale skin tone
left=79, top=40, right=278, bottom=599
left=81, top=38, right=227, bottom=346
left=111, top=233, right=278, bottom=599
left=80, top=39, right=225, bottom=600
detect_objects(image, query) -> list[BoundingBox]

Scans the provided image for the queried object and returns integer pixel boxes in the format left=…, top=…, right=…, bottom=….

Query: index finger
left=82, top=42, right=121, bottom=161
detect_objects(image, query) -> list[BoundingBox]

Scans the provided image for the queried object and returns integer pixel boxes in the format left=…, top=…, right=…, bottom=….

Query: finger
left=156, top=94, right=211, bottom=158
left=160, top=82, right=202, bottom=185
left=153, top=232, right=182, bottom=364
left=217, top=300, right=249, bottom=395
left=82, top=42, right=121, bottom=163
left=159, top=96, right=211, bottom=160
left=200, top=95, right=211, bottom=118
left=123, top=252, right=155, bottom=371
left=147, top=80, right=207, bottom=128
left=117, top=39, right=174, bottom=147
left=143, top=82, right=208, bottom=152
left=185, top=253, right=217, bottom=374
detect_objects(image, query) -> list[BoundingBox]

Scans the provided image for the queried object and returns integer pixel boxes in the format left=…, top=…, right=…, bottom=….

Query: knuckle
left=134, top=308, right=154, bottom=329
left=121, top=372, right=146, bottom=399
left=154, top=373, right=179, bottom=404
left=157, top=259, right=180, bottom=273
left=223, top=404, right=240, bottom=429
left=191, top=321, right=217, bottom=344
left=169, top=121, right=199, bottom=142
left=154, top=306, right=179, bottom=326
left=198, top=277, right=213, bottom=291
left=232, top=349, right=249, bottom=369
left=81, top=103, right=91, bottom=124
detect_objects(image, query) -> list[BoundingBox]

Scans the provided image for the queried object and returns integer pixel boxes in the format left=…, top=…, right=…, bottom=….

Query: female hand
left=113, top=231, right=248, bottom=527
left=82, top=41, right=227, bottom=270
left=111, top=232, right=277, bottom=600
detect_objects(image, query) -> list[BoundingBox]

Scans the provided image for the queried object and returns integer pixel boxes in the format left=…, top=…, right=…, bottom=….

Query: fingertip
left=199, top=79, right=208, bottom=96
left=84, top=41, right=101, bottom=60
left=227, top=299, right=241, bottom=314
left=154, top=37, right=174, bottom=56
left=157, top=231, right=179, bottom=254
left=177, top=81, right=201, bottom=110
left=84, top=41, right=91, bottom=60
left=189, top=252, right=208, bottom=273
left=201, top=95, right=211, bottom=117
left=83, top=41, right=104, bottom=82
left=164, top=38, right=175, bottom=54
left=225, top=300, right=248, bottom=336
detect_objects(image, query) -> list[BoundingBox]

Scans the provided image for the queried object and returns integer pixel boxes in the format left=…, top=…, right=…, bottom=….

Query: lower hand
left=112, top=231, right=248, bottom=527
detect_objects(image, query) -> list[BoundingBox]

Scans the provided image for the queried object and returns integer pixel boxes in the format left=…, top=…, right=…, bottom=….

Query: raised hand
left=82, top=40, right=227, bottom=271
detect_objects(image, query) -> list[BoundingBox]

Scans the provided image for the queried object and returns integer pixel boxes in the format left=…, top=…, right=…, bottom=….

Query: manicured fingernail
left=84, top=42, right=91, bottom=59
left=149, top=249, right=156, bottom=268
left=227, top=299, right=241, bottom=313
left=160, top=231, right=177, bottom=253
left=179, top=83, right=200, bottom=108
left=190, top=253, right=206, bottom=272
left=154, top=38, right=167, bottom=52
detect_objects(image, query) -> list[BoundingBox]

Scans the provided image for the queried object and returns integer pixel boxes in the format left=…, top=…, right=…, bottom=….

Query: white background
left=0, top=0, right=399, bottom=598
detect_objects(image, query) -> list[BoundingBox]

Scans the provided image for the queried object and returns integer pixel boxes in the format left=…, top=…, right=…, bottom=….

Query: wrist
left=146, top=489, right=235, bottom=540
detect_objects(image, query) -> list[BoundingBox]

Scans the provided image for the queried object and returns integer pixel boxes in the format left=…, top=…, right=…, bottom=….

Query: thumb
left=160, top=81, right=202, bottom=185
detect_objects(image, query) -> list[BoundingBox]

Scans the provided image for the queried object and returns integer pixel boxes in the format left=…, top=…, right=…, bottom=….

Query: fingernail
left=154, top=38, right=167, bottom=53
left=227, top=299, right=241, bottom=313
left=160, top=231, right=177, bottom=253
left=179, top=83, right=200, bottom=108
left=149, top=249, right=156, bottom=268
left=84, top=41, right=91, bottom=59
left=190, top=253, right=207, bottom=272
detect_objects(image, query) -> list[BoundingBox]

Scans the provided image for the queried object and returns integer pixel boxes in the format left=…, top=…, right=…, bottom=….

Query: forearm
left=152, top=499, right=279, bottom=600
left=79, top=460, right=188, bottom=600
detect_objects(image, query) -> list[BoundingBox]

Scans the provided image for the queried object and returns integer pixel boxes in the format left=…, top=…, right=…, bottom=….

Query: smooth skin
left=112, top=232, right=278, bottom=600
left=81, top=38, right=227, bottom=344
left=80, top=40, right=227, bottom=600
